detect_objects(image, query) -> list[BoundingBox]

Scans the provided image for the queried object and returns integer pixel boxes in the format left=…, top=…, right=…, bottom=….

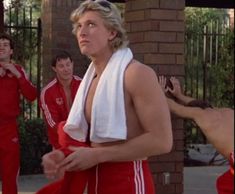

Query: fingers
left=41, top=151, right=65, bottom=180
left=58, top=152, right=76, bottom=170
left=0, top=67, right=6, bottom=77
left=159, top=75, right=169, bottom=93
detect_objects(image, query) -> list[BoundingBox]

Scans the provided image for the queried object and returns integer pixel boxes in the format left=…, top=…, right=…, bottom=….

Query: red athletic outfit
left=37, top=123, right=155, bottom=194
left=36, top=121, right=90, bottom=194
left=40, top=76, right=81, bottom=149
left=87, top=160, right=155, bottom=194
left=217, top=152, right=234, bottom=194
left=0, top=63, right=37, bottom=194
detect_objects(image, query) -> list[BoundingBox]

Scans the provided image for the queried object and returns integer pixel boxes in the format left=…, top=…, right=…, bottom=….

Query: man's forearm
left=175, top=93, right=195, bottom=105
left=97, top=131, right=172, bottom=163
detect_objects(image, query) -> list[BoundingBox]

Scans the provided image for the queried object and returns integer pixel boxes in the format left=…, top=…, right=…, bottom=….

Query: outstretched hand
left=159, top=76, right=168, bottom=93
left=168, top=77, right=183, bottom=98
left=159, top=76, right=183, bottom=99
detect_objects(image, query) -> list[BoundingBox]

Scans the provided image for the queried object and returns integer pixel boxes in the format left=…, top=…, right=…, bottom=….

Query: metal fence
left=4, top=5, right=42, bottom=119
left=185, top=18, right=233, bottom=144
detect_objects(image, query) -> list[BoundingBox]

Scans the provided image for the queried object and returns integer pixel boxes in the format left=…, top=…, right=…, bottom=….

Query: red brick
left=128, top=32, right=144, bottom=43
left=173, top=130, right=184, bottom=140
left=126, top=0, right=160, bottom=11
left=170, top=173, right=183, bottom=184
left=156, top=184, right=175, bottom=194
left=177, top=32, right=185, bottom=43
left=176, top=184, right=184, bottom=193
left=160, top=0, right=185, bottom=9
left=150, top=162, right=176, bottom=173
left=130, top=21, right=160, bottom=32
left=177, top=11, right=185, bottom=21
left=144, top=54, right=176, bottom=65
left=159, top=43, right=184, bottom=54
left=147, top=10, right=178, bottom=20
left=125, top=10, right=145, bottom=22
left=177, top=54, right=185, bottom=64
left=174, top=140, right=185, bottom=151
left=144, top=31, right=177, bottom=42
left=175, top=163, right=184, bottom=172
left=160, top=21, right=185, bottom=32
left=131, top=42, right=158, bottom=53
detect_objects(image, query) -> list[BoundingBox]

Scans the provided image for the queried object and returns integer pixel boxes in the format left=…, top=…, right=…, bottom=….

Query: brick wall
left=125, top=0, right=185, bottom=193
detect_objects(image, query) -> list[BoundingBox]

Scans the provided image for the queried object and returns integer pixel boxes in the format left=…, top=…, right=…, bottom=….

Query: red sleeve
left=40, top=89, right=61, bottom=149
left=17, top=65, right=37, bottom=101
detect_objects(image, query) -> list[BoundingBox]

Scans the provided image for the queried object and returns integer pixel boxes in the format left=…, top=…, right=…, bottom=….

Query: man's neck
left=58, top=77, right=72, bottom=89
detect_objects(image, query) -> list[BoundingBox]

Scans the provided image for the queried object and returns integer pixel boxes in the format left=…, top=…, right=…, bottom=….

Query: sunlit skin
left=42, top=10, right=173, bottom=178
left=159, top=76, right=234, bottom=160
left=52, top=58, right=74, bottom=85
left=53, top=57, right=74, bottom=111
left=0, top=38, right=21, bottom=78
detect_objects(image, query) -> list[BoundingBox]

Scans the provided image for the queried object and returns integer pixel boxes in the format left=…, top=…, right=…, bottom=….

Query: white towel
left=64, top=48, right=133, bottom=143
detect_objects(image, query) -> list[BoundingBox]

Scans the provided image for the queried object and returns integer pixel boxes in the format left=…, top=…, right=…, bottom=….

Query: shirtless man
left=159, top=76, right=234, bottom=194
left=42, top=1, right=173, bottom=193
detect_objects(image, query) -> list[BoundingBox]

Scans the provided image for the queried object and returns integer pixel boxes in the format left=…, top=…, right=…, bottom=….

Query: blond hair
left=70, top=0, right=129, bottom=51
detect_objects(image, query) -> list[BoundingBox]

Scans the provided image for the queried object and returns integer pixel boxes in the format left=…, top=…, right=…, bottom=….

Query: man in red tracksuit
left=0, top=33, right=37, bottom=194
left=40, top=51, right=82, bottom=149
left=38, top=51, right=89, bottom=194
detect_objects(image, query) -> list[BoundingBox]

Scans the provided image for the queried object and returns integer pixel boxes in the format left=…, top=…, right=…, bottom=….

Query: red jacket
left=40, top=76, right=81, bottom=149
left=0, top=63, right=37, bottom=125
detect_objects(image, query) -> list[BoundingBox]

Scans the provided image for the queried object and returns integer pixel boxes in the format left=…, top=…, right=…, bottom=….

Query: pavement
left=0, top=166, right=229, bottom=194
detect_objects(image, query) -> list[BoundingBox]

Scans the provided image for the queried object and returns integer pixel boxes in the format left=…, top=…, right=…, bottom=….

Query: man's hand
left=1, top=63, right=21, bottom=78
left=159, top=76, right=169, bottom=93
left=42, top=150, right=65, bottom=180
left=168, top=77, right=183, bottom=98
left=0, top=67, right=6, bottom=77
left=58, top=146, right=99, bottom=171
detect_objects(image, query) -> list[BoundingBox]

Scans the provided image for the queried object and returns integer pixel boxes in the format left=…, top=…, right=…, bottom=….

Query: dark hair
left=0, top=33, right=14, bottom=50
left=51, top=50, right=73, bottom=67
left=187, top=100, right=213, bottom=109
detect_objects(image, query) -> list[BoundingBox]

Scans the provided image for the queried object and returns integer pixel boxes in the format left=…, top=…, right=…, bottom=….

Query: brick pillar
left=125, top=0, right=185, bottom=194
left=41, top=0, right=89, bottom=85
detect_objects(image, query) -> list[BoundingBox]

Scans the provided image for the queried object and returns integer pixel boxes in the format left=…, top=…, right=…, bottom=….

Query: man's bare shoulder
left=125, top=59, right=157, bottom=79
left=124, top=60, right=158, bottom=91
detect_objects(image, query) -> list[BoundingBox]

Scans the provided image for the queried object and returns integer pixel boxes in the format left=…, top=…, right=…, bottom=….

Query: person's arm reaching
left=168, top=77, right=194, bottom=104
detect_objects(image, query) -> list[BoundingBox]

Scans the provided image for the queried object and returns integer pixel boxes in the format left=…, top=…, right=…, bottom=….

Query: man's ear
left=108, top=30, right=118, bottom=41
left=52, top=66, right=57, bottom=73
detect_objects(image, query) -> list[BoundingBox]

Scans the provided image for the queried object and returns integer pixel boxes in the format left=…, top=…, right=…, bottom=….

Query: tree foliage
left=185, top=8, right=234, bottom=108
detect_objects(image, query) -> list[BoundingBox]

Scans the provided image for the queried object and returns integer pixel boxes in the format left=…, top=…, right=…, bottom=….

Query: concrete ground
left=0, top=166, right=229, bottom=194
left=184, top=165, right=228, bottom=194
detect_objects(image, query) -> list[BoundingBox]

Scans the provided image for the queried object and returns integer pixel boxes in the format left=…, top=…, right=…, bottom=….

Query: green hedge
left=18, top=117, right=52, bottom=175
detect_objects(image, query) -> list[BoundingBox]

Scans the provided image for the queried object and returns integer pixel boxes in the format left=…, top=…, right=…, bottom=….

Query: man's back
left=195, top=108, right=234, bottom=159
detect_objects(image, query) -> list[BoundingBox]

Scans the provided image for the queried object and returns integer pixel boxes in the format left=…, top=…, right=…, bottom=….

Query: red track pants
left=0, top=121, right=20, bottom=194
left=216, top=152, right=234, bottom=194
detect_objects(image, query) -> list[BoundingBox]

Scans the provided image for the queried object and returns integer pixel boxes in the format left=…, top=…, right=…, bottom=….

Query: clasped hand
left=42, top=147, right=99, bottom=179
